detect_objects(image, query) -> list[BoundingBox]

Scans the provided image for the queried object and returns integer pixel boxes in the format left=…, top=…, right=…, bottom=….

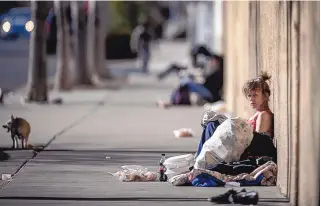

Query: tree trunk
left=26, top=1, right=49, bottom=103
left=86, top=0, right=101, bottom=85
left=54, top=1, right=73, bottom=91
left=95, top=1, right=113, bottom=79
left=71, top=1, right=92, bottom=85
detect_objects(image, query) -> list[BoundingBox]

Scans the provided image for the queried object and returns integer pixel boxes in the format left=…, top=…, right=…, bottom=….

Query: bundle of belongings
left=167, top=110, right=277, bottom=187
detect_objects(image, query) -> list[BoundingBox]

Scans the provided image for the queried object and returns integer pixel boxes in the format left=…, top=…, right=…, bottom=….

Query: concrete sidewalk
left=0, top=41, right=288, bottom=206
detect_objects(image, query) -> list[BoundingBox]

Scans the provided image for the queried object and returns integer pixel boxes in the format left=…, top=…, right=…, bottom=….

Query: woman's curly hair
left=242, top=71, right=272, bottom=98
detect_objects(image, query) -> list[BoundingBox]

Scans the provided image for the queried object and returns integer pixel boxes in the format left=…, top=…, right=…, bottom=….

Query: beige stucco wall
left=223, top=1, right=319, bottom=205
left=297, top=2, right=320, bottom=206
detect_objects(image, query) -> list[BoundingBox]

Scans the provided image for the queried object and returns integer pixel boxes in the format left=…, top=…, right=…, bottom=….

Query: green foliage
left=109, top=1, right=130, bottom=34
left=108, top=1, right=147, bottom=35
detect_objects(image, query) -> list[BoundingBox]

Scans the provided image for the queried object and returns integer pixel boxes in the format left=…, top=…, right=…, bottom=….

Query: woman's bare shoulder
left=257, top=111, right=273, bottom=120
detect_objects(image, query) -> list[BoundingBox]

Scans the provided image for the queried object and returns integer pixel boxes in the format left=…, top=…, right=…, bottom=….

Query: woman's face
left=247, top=88, right=267, bottom=110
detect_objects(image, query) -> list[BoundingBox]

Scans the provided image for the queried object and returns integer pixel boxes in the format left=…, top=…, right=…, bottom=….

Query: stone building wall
left=223, top=1, right=319, bottom=205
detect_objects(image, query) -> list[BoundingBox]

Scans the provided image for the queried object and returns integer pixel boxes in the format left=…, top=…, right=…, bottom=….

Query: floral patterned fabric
left=188, top=161, right=277, bottom=186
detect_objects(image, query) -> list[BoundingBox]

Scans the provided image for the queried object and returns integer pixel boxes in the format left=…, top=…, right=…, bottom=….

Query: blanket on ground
left=170, top=161, right=277, bottom=187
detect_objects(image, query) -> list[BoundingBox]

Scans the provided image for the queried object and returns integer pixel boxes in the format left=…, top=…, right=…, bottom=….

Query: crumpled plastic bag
left=110, top=165, right=158, bottom=182
left=201, top=110, right=228, bottom=128
left=163, top=154, right=195, bottom=169
left=163, top=154, right=195, bottom=179
left=168, top=173, right=189, bottom=186
left=194, top=117, right=254, bottom=169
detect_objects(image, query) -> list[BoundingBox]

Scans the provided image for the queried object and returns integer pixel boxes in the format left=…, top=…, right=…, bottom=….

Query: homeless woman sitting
left=194, top=72, right=277, bottom=169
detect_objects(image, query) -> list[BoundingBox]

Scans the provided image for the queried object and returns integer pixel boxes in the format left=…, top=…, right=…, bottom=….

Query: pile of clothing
left=169, top=157, right=277, bottom=187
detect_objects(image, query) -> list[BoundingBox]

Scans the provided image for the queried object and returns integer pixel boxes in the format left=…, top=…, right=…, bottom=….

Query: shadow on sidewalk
left=0, top=144, right=45, bottom=152
left=0, top=196, right=290, bottom=204
left=41, top=149, right=196, bottom=154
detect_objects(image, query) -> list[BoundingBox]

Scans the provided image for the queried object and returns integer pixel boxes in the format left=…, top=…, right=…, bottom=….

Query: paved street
left=0, top=40, right=288, bottom=206
left=0, top=38, right=189, bottom=92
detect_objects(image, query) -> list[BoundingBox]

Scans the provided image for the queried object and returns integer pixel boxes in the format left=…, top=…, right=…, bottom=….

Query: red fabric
left=247, top=114, right=259, bottom=131
left=247, top=110, right=273, bottom=135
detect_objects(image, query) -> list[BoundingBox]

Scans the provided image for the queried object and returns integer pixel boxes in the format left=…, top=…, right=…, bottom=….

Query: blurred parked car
left=0, top=7, right=57, bottom=53
left=0, top=7, right=35, bottom=40
left=0, top=5, right=138, bottom=59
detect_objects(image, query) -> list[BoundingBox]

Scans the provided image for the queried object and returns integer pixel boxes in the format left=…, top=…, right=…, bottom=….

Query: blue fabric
left=196, top=121, right=220, bottom=157
left=191, top=173, right=225, bottom=187
left=170, top=89, right=178, bottom=104
left=237, top=174, right=264, bottom=186
left=138, top=46, right=150, bottom=73
left=180, top=81, right=213, bottom=101
left=169, top=78, right=214, bottom=105
left=191, top=173, right=218, bottom=187
left=191, top=173, right=264, bottom=187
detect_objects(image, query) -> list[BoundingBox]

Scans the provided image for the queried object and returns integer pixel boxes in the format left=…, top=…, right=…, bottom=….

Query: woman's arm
left=255, top=111, right=273, bottom=134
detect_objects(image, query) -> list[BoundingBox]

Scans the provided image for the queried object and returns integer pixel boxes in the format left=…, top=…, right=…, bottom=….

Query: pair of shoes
left=233, top=190, right=259, bottom=205
left=207, top=189, right=238, bottom=204
left=208, top=188, right=259, bottom=205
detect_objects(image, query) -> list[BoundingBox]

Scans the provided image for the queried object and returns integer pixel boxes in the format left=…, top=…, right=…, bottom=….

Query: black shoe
left=207, top=189, right=237, bottom=204
left=207, top=188, right=247, bottom=204
left=238, top=188, right=247, bottom=193
left=233, top=190, right=259, bottom=205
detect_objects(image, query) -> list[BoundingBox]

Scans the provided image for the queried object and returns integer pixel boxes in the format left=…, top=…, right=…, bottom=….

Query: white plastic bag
left=163, top=154, right=195, bottom=169
left=163, top=154, right=195, bottom=178
left=194, top=117, right=254, bottom=169
left=110, top=165, right=158, bottom=182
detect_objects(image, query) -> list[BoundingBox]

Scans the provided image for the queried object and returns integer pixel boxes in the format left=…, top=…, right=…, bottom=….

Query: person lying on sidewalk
left=157, top=45, right=218, bottom=80
left=157, top=54, right=224, bottom=108
left=195, top=72, right=276, bottom=160
left=190, top=44, right=217, bottom=69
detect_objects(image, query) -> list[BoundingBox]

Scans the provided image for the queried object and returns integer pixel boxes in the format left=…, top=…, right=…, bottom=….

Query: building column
left=297, top=1, right=320, bottom=205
